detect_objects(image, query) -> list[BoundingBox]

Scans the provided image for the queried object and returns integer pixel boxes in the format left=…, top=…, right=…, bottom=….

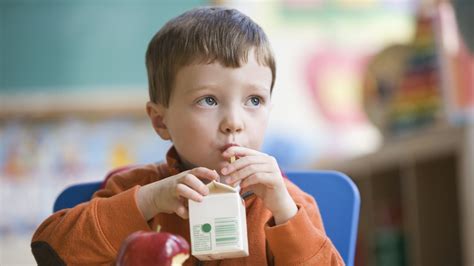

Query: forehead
left=173, top=54, right=272, bottom=95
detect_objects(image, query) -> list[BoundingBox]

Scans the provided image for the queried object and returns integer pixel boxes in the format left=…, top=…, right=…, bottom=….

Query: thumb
left=175, top=204, right=189, bottom=219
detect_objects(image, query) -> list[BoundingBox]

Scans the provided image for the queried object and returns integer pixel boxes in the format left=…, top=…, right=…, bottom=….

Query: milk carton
left=188, top=181, right=248, bottom=260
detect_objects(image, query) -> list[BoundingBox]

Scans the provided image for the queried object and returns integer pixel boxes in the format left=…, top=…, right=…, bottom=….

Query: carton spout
left=215, top=177, right=241, bottom=193
left=207, top=181, right=238, bottom=194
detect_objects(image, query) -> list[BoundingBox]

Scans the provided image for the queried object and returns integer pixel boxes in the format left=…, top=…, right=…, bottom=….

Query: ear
left=146, top=101, right=171, bottom=140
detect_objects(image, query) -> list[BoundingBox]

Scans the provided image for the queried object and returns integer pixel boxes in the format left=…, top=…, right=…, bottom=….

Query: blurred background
left=1, top=0, right=472, bottom=265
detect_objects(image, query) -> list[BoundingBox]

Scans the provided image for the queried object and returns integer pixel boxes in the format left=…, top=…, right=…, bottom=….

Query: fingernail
left=221, top=167, right=228, bottom=175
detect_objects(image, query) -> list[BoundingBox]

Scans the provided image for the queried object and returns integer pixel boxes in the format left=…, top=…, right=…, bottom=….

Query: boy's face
left=148, top=52, right=272, bottom=174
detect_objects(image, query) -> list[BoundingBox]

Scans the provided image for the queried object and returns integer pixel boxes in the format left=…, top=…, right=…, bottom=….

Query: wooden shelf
left=0, top=91, right=147, bottom=120
left=315, top=123, right=474, bottom=266
left=315, top=123, right=464, bottom=177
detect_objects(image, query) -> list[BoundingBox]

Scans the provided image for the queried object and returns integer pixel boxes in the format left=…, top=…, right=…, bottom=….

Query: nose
left=219, top=107, right=244, bottom=134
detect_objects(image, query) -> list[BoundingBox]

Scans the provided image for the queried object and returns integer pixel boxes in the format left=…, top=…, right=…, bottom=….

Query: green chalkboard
left=0, top=0, right=205, bottom=93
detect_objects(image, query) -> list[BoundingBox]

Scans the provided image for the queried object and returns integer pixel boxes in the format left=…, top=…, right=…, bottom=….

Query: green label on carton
left=215, top=217, right=239, bottom=247
left=193, top=224, right=212, bottom=251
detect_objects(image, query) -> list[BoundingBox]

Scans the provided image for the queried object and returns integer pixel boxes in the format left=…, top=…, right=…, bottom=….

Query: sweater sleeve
left=264, top=181, right=345, bottom=266
left=31, top=171, right=153, bottom=265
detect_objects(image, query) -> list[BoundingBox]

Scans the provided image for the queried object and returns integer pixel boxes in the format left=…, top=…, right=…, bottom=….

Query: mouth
left=220, top=143, right=239, bottom=153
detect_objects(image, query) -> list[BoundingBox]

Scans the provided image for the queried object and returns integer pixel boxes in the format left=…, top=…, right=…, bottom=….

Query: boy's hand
left=137, top=167, right=219, bottom=221
left=221, top=146, right=297, bottom=225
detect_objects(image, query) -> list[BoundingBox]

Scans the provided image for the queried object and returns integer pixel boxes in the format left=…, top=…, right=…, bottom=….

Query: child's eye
left=197, top=96, right=217, bottom=107
left=245, top=96, right=263, bottom=107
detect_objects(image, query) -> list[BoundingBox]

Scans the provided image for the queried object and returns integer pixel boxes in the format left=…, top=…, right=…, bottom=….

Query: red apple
left=116, top=227, right=190, bottom=266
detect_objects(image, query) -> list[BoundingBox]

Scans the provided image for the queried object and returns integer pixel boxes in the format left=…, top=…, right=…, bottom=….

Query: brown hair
left=145, top=6, right=276, bottom=106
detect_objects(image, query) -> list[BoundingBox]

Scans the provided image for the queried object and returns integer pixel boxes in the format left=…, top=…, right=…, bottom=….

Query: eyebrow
left=186, top=84, right=271, bottom=93
left=247, top=84, right=271, bottom=93
left=184, top=85, right=219, bottom=95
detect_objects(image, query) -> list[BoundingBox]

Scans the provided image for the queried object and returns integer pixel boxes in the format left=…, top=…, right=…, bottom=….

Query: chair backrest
left=53, top=181, right=102, bottom=212
left=286, top=171, right=360, bottom=266
left=53, top=165, right=137, bottom=212
left=53, top=170, right=360, bottom=265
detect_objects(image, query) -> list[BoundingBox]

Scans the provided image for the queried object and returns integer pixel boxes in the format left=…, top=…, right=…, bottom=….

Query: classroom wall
left=1, top=0, right=205, bottom=93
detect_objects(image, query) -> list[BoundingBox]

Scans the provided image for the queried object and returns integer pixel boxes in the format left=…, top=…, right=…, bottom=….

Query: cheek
left=183, top=113, right=216, bottom=132
left=169, top=113, right=216, bottom=142
left=248, top=113, right=269, bottom=147
left=168, top=108, right=203, bottom=130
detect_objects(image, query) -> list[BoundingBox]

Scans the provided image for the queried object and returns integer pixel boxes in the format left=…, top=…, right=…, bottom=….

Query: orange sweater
left=32, top=149, right=344, bottom=265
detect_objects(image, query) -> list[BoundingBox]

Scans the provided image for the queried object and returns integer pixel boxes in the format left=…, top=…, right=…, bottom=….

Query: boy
left=32, top=7, right=343, bottom=265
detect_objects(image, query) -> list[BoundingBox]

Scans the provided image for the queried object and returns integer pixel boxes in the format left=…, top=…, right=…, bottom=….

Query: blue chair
left=286, top=171, right=360, bottom=266
left=53, top=170, right=360, bottom=265
left=53, top=181, right=102, bottom=212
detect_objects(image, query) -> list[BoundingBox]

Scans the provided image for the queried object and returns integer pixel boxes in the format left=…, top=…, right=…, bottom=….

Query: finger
left=180, top=173, right=210, bottom=196
left=189, top=167, right=220, bottom=181
left=221, top=155, right=276, bottom=176
left=226, top=163, right=273, bottom=185
left=175, top=205, right=189, bottom=219
left=176, top=183, right=204, bottom=202
left=222, top=146, right=264, bottom=159
left=240, top=173, right=276, bottom=189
